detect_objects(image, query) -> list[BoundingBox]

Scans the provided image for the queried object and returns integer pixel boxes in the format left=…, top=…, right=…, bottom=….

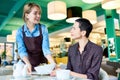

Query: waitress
left=16, top=3, right=55, bottom=73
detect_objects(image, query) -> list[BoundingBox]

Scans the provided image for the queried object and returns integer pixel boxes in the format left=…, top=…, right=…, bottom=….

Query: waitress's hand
left=26, top=64, right=32, bottom=74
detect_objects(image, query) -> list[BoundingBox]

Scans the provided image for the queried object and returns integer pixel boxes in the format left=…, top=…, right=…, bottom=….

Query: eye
left=38, top=11, right=41, bottom=15
left=71, top=27, right=75, bottom=30
left=33, top=12, right=37, bottom=15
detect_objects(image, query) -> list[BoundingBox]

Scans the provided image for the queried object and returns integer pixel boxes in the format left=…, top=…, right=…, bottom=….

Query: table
left=106, top=61, right=120, bottom=79
left=0, top=75, right=55, bottom=80
left=0, top=75, right=90, bottom=80
left=107, top=61, right=120, bottom=68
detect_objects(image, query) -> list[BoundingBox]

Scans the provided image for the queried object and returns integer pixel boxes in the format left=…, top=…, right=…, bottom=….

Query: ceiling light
left=66, top=7, right=82, bottom=23
left=116, top=8, right=120, bottom=14
left=47, top=1, right=67, bottom=20
left=7, top=35, right=16, bottom=42
left=82, top=10, right=97, bottom=24
left=102, top=0, right=120, bottom=10
left=82, top=0, right=103, bottom=3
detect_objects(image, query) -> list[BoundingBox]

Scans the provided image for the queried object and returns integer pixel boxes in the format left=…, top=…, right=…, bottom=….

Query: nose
left=37, top=14, right=41, bottom=18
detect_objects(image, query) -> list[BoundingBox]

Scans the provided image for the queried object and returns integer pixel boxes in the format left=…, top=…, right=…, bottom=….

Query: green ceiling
left=0, top=0, right=105, bottom=37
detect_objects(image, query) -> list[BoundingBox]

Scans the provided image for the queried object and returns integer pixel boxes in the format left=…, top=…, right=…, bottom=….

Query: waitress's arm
left=42, top=25, right=56, bottom=64
left=22, top=56, right=32, bottom=73
left=46, top=54, right=55, bottom=63
left=16, top=28, right=32, bottom=73
left=22, top=56, right=31, bottom=65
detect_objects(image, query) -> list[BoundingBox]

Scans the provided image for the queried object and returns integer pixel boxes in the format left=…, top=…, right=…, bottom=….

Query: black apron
left=22, top=24, right=48, bottom=71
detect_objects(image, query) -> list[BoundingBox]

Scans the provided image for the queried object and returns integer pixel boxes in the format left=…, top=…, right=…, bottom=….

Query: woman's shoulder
left=38, top=24, right=48, bottom=31
left=89, top=41, right=102, bottom=49
left=16, top=24, right=26, bottom=36
left=17, top=25, right=24, bottom=33
left=89, top=41, right=103, bottom=55
left=39, top=24, right=46, bottom=28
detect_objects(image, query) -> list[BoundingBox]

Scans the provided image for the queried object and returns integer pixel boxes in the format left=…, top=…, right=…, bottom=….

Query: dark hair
left=75, top=18, right=93, bottom=38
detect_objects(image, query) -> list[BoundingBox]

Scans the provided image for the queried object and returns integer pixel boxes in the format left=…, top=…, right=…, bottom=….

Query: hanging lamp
left=116, top=8, right=120, bottom=14
left=47, top=1, right=67, bottom=20
left=66, top=7, right=82, bottom=23
left=7, top=35, right=16, bottom=42
left=102, top=0, right=120, bottom=10
left=82, top=10, right=97, bottom=24
left=82, top=0, right=103, bottom=3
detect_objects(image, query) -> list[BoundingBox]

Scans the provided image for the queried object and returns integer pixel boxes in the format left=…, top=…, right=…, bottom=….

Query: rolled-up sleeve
left=41, top=25, right=52, bottom=56
left=86, top=47, right=103, bottom=80
left=16, top=28, right=28, bottom=59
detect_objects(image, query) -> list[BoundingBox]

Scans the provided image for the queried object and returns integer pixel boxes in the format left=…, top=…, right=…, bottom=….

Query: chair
left=55, top=57, right=62, bottom=64
left=99, top=68, right=109, bottom=80
left=109, top=75, right=118, bottom=80
left=55, top=57, right=68, bottom=64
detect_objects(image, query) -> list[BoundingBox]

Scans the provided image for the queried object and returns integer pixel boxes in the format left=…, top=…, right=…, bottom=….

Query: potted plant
left=1, top=51, right=6, bottom=60
left=57, top=51, right=68, bottom=58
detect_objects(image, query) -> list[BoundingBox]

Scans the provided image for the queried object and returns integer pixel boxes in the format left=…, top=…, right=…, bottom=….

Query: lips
left=35, top=17, right=40, bottom=20
left=35, top=19, right=40, bottom=22
left=71, top=34, right=73, bottom=36
left=36, top=19, right=40, bottom=21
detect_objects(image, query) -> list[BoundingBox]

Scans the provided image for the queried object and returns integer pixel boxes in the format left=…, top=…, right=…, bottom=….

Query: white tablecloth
left=0, top=75, right=90, bottom=80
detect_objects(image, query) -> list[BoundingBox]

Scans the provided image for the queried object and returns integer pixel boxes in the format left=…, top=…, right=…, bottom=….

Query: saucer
left=31, top=72, right=49, bottom=76
left=10, top=75, right=32, bottom=80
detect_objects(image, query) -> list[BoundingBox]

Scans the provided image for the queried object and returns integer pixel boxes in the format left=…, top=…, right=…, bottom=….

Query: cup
left=56, top=69, right=70, bottom=80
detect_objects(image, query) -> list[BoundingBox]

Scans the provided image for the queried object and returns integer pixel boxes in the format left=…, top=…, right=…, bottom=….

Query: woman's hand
left=26, top=64, right=32, bottom=74
left=50, top=70, right=56, bottom=76
left=22, top=56, right=32, bottom=74
left=50, top=66, right=61, bottom=77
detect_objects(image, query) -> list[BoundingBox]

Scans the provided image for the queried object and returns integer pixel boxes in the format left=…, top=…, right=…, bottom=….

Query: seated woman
left=66, top=18, right=103, bottom=80
left=51, top=18, right=103, bottom=80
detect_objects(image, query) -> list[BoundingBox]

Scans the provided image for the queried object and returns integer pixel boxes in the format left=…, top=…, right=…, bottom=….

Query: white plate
left=31, top=72, right=49, bottom=76
left=34, top=63, right=55, bottom=75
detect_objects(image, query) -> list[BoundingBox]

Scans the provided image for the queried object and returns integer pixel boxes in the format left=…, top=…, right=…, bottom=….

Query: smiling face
left=23, top=3, right=42, bottom=25
left=26, top=6, right=41, bottom=24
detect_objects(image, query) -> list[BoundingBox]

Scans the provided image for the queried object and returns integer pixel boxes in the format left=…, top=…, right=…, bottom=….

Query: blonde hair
left=22, top=3, right=42, bottom=22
